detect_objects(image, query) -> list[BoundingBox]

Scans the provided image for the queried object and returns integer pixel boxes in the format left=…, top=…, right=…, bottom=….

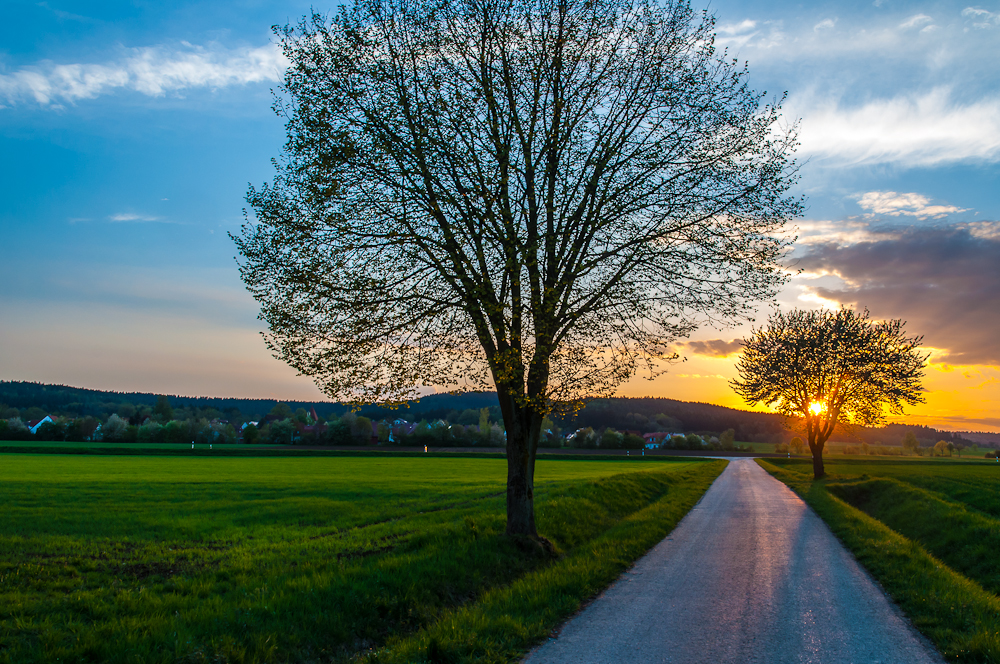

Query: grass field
left=759, top=457, right=1000, bottom=663
left=0, top=454, right=724, bottom=663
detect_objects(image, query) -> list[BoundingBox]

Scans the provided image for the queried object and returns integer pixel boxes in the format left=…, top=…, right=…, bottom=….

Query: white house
left=27, top=415, right=54, bottom=435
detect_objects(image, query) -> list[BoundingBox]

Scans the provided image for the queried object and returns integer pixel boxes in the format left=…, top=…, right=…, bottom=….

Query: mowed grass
left=759, top=457, right=1000, bottom=663
left=0, top=454, right=724, bottom=663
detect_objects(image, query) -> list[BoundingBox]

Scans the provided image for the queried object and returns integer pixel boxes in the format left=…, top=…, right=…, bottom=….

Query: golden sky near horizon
left=3, top=278, right=998, bottom=434
left=1, top=1, right=998, bottom=433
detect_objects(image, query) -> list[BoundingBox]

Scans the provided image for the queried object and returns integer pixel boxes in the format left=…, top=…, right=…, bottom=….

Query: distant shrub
left=3, top=418, right=30, bottom=440
left=36, top=419, right=68, bottom=442
left=902, top=432, right=921, bottom=454
left=353, top=416, right=374, bottom=444
left=101, top=414, right=129, bottom=442
left=600, top=429, right=623, bottom=450
left=682, top=433, right=705, bottom=450
left=137, top=422, right=165, bottom=445
left=328, top=419, right=354, bottom=445
left=720, top=429, right=736, bottom=451
left=242, top=423, right=260, bottom=445
left=266, top=419, right=296, bottom=445
left=569, top=427, right=598, bottom=449
left=623, top=433, right=646, bottom=450
left=932, top=440, right=952, bottom=457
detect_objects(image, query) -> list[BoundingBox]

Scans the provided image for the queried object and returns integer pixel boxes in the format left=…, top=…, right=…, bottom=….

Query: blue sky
left=2, top=0, right=999, bottom=428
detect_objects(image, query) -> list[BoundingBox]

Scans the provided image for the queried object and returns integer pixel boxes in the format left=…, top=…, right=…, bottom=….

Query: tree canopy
left=731, top=308, right=927, bottom=478
left=235, top=0, right=803, bottom=535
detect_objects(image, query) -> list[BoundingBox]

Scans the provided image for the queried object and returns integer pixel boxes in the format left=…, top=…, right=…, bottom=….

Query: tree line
left=1, top=381, right=983, bottom=449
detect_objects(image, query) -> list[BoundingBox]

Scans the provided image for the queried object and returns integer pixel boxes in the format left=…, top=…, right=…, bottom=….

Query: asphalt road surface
left=525, top=458, right=943, bottom=664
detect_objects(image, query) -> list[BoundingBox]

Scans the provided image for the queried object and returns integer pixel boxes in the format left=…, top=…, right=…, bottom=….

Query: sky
left=1, top=0, right=998, bottom=431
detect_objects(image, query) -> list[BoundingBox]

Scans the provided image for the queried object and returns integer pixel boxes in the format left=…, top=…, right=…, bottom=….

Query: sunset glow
left=0, top=0, right=997, bottom=434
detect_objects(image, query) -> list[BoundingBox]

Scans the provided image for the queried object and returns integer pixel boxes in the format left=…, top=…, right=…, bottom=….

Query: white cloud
left=789, top=88, right=1000, bottom=167
left=855, top=191, right=968, bottom=218
left=0, top=42, right=287, bottom=107
left=797, top=288, right=846, bottom=310
left=718, top=19, right=758, bottom=35
left=814, top=18, right=837, bottom=32
left=900, top=14, right=933, bottom=29
left=962, top=7, right=1000, bottom=28
left=109, top=213, right=163, bottom=222
left=793, top=219, right=899, bottom=246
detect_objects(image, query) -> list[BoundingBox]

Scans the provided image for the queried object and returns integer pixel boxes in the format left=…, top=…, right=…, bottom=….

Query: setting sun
left=809, top=401, right=827, bottom=415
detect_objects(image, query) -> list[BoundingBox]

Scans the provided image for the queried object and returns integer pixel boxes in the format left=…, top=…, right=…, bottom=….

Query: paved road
left=526, top=458, right=943, bottom=664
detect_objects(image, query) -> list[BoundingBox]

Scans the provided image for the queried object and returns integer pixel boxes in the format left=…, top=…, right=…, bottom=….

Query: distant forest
left=1, top=380, right=994, bottom=447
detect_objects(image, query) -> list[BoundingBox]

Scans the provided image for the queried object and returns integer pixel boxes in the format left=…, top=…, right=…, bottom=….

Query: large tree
left=235, top=0, right=802, bottom=536
left=731, top=308, right=927, bottom=479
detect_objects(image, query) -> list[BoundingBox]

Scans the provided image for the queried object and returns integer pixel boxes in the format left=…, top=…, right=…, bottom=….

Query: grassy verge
left=758, top=459, right=1000, bottom=663
left=363, top=459, right=724, bottom=663
left=0, top=455, right=724, bottom=663
left=828, top=477, right=1000, bottom=595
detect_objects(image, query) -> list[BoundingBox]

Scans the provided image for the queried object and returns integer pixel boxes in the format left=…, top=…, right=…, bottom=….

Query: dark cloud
left=797, top=223, right=1000, bottom=365
left=681, top=339, right=744, bottom=358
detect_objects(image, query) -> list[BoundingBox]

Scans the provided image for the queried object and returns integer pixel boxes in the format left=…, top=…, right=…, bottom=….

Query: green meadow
left=760, top=457, right=1000, bottom=663
left=0, top=453, right=724, bottom=663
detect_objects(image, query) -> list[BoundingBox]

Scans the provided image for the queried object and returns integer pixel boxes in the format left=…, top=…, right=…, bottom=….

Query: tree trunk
left=505, top=425, right=537, bottom=536
left=496, top=386, right=543, bottom=537
left=809, top=438, right=825, bottom=479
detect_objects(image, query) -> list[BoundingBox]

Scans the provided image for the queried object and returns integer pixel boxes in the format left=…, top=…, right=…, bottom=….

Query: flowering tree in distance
left=235, top=0, right=803, bottom=537
left=731, top=308, right=927, bottom=479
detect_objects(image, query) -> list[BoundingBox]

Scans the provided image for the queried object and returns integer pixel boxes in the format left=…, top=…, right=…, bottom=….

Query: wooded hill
left=1, top=380, right=987, bottom=447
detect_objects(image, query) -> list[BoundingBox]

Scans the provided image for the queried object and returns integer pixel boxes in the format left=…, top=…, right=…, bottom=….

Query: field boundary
left=0, top=443, right=777, bottom=460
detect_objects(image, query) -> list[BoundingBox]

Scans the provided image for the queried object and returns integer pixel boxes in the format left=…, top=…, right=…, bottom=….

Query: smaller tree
left=719, top=429, right=736, bottom=451
left=685, top=433, right=705, bottom=450
left=137, top=421, right=165, bottom=445
left=790, top=436, right=806, bottom=455
left=242, top=423, right=260, bottom=445
left=569, top=427, right=599, bottom=450
left=101, top=414, right=129, bottom=442
left=600, top=429, right=624, bottom=450
left=352, top=416, right=373, bottom=444
left=5, top=418, right=30, bottom=440
left=270, top=403, right=293, bottom=419
left=267, top=419, right=296, bottom=445
left=932, top=440, right=951, bottom=457
left=732, top=308, right=926, bottom=478
left=902, top=432, right=921, bottom=455
left=36, top=419, right=67, bottom=442
left=154, top=395, right=174, bottom=422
